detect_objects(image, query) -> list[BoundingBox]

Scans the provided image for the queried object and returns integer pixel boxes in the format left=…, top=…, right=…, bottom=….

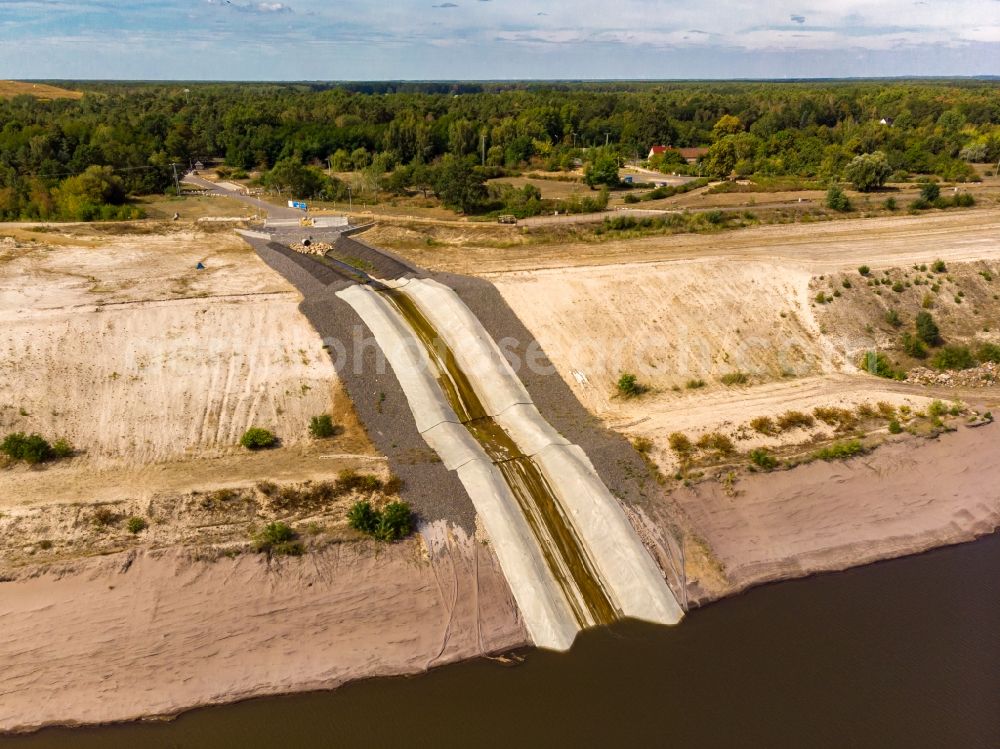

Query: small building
left=649, top=146, right=709, bottom=164
left=193, top=160, right=205, bottom=171
left=676, top=147, right=709, bottom=164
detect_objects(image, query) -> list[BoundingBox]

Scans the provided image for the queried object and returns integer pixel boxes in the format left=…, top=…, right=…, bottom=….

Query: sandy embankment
left=0, top=523, right=526, bottom=734
left=490, top=234, right=1000, bottom=604
left=0, top=229, right=379, bottom=564
left=493, top=258, right=832, bottom=417
left=674, top=420, right=1000, bottom=603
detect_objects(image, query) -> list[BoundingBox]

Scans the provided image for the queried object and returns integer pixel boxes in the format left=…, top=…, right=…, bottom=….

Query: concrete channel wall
left=403, top=279, right=684, bottom=628
left=235, top=229, right=272, bottom=241
left=336, top=283, right=580, bottom=651
left=338, top=277, right=683, bottom=650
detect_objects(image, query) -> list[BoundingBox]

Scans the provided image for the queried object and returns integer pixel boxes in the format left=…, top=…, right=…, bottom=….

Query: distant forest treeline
left=1, top=80, right=998, bottom=220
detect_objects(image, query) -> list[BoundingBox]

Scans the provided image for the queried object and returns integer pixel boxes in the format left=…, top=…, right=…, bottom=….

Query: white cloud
left=204, top=0, right=293, bottom=13
left=0, top=0, right=998, bottom=76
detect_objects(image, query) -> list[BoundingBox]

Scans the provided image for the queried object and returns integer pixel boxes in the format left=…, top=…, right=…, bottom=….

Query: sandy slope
left=675, top=421, right=1000, bottom=603
left=0, top=231, right=338, bottom=467
left=0, top=524, right=526, bottom=734
left=494, top=258, right=832, bottom=416
left=492, top=212, right=1000, bottom=438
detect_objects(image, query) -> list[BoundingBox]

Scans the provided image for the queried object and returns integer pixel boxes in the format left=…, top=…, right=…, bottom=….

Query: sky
left=0, top=0, right=998, bottom=80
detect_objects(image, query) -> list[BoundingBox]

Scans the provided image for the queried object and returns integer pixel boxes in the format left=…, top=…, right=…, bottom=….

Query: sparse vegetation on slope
left=616, top=372, right=648, bottom=398
left=1, top=433, right=73, bottom=464
left=240, top=428, right=277, bottom=450
left=254, top=522, right=304, bottom=556
left=347, top=500, right=414, bottom=542
left=815, top=260, right=1000, bottom=379
left=308, top=414, right=338, bottom=439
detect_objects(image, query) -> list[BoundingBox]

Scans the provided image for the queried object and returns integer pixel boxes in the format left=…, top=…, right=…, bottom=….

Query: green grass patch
left=720, top=371, right=749, bottom=386
left=749, top=448, right=778, bottom=470
left=812, top=439, right=866, bottom=461
left=347, top=500, right=414, bottom=542
left=254, top=521, right=304, bottom=556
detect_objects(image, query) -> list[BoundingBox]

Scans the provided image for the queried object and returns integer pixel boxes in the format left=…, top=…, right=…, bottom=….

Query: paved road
left=182, top=173, right=301, bottom=220
left=623, top=166, right=697, bottom=185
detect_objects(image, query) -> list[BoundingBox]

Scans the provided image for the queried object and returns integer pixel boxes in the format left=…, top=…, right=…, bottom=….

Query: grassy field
left=0, top=80, right=82, bottom=100
left=487, top=176, right=589, bottom=200
left=138, top=193, right=255, bottom=220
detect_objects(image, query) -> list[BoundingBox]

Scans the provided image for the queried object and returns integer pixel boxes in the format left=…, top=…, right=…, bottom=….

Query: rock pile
left=290, top=241, right=334, bottom=256
left=906, top=362, right=999, bottom=387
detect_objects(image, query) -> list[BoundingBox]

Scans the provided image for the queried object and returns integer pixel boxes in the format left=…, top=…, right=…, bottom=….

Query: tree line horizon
left=0, top=79, right=997, bottom=220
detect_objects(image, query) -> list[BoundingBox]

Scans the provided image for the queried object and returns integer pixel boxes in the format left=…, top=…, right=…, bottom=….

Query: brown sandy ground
left=0, top=522, right=526, bottom=734
left=0, top=222, right=392, bottom=575
left=137, top=193, right=256, bottom=221
left=671, top=420, right=1000, bottom=604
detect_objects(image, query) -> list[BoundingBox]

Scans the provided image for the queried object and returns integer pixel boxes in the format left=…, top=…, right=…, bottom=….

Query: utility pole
left=605, top=132, right=610, bottom=147
left=171, top=163, right=180, bottom=196
left=347, top=185, right=352, bottom=212
left=481, top=133, right=486, bottom=167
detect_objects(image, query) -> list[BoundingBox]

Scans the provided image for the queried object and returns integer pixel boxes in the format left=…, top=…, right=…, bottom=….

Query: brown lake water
left=8, top=532, right=999, bottom=748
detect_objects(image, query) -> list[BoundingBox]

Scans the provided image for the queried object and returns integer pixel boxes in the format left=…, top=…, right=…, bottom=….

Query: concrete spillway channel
left=337, top=278, right=683, bottom=650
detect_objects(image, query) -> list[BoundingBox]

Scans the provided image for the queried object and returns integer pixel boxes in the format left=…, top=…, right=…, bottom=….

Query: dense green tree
left=915, top=311, right=941, bottom=345
left=844, top=151, right=892, bottom=191
left=704, top=133, right=761, bottom=177
left=712, top=114, right=743, bottom=140
left=583, top=151, right=620, bottom=188
left=448, top=119, right=480, bottom=157
left=54, top=165, right=127, bottom=220
left=261, top=157, right=343, bottom=199
left=431, top=154, right=486, bottom=213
